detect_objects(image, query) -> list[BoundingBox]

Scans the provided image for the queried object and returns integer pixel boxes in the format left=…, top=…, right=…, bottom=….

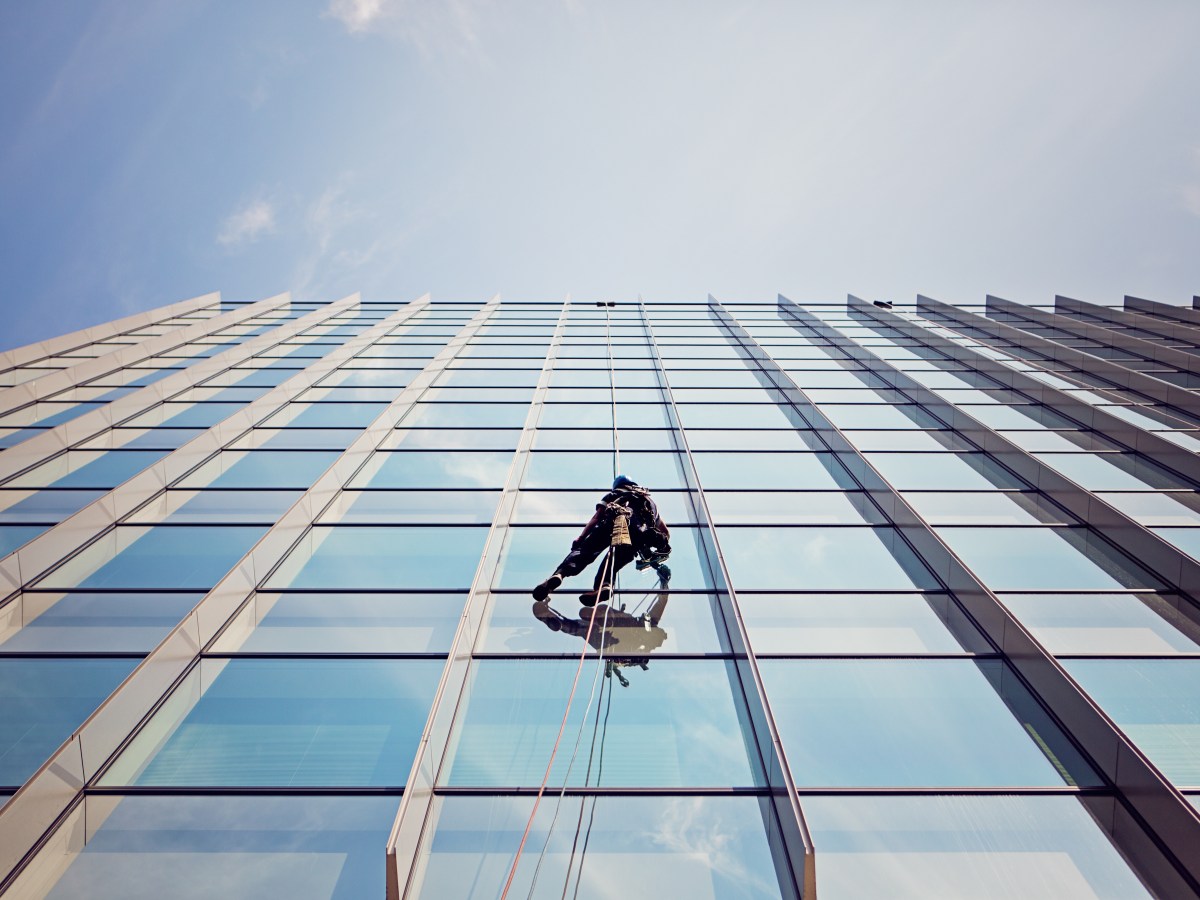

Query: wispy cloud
left=217, top=199, right=276, bottom=247
left=323, top=0, right=490, bottom=57
left=326, top=0, right=388, bottom=34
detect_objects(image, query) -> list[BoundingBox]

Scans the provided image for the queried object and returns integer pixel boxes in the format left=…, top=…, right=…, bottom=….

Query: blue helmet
left=612, top=474, right=637, bottom=490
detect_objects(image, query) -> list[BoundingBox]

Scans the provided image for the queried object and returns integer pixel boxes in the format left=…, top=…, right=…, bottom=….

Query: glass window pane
left=401, top=403, right=530, bottom=428
left=0, top=657, right=136, bottom=784
left=522, top=452, right=686, bottom=490
left=760, top=660, right=1083, bottom=787
left=903, top=491, right=1071, bottom=525
left=538, top=404, right=611, bottom=428
left=414, top=794, right=787, bottom=899
left=319, top=490, right=500, bottom=523
left=0, top=592, right=204, bottom=653
left=0, top=489, right=106, bottom=523
left=42, top=525, right=269, bottom=590
left=176, top=450, right=341, bottom=489
left=936, top=527, right=1158, bottom=591
left=381, top=428, right=522, bottom=450
left=676, top=404, right=806, bottom=429
left=10, top=450, right=169, bottom=489
left=212, top=592, right=465, bottom=653
left=41, top=795, right=400, bottom=899
left=102, top=658, right=442, bottom=786
left=800, top=794, right=1151, bottom=899
left=718, top=526, right=936, bottom=591
left=262, top=402, right=387, bottom=429
left=692, top=452, right=854, bottom=490
left=1097, top=492, right=1200, bottom=526
left=1064, top=659, right=1200, bottom=787
left=1001, top=593, right=1200, bottom=654
left=865, top=453, right=1024, bottom=490
left=818, top=404, right=943, bottom=429
left=266, top=526, right=489, bottom=590
left=127, top=490, right=303, bottom=524
left=442, top=659, right=761, bottom=787
left=348, top=451, right=513, bottom=488
left=740, top=593, right=978, bottom=653
left=684, top=429, right=818, bottom=451
left=706, top=491, right=880, bottom=524
left=1034, top=453, right=1190, bottom=491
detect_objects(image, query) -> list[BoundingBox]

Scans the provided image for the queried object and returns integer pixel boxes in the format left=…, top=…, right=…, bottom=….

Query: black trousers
left=555, top=525, right=637, bottom=590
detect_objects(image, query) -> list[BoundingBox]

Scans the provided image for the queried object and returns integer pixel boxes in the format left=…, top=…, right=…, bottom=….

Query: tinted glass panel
left=266, top=526, right=489, bottom=590
left=0, top=657, right=136, bottom=785
left=718, top=526, right=935, bottom=590
left=42, top=795, right=399, bottom=900
left=1064, top=659, right=1200, bottom=786
left=443, top=659, right=760, bottom=787
left=103, top=658, right=442, bottom=786
left=760, top=659, right=1082, bottom=787
left=42, top=525, right=269, bottom=590
left=801, top=794, right=1151, bottom=899
left=936, top=527, right=1158, bottom=591
left=415, top=794, right=787, bottom=899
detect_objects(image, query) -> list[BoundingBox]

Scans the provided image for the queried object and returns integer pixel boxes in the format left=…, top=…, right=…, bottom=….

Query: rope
left=499, top=548, right=616, bottom=900
left=563, top=669, right=614, bottom=900
left=501, top=307, right=625, bottom=898
left=606, top=306, right=620, bottom=478
left=524, top=596, right=612, bottom=898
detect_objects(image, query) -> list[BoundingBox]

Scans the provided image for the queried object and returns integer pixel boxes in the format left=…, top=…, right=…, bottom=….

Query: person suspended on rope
left=531, top=474, right=672, bottom=607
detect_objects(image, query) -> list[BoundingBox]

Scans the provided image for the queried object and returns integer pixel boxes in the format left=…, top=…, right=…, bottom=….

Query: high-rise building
left=1, top=291, right=1199, bottom=899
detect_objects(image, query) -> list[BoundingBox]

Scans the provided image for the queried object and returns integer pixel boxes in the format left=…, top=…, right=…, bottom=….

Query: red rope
left=500, top=548, right=615, bottom=899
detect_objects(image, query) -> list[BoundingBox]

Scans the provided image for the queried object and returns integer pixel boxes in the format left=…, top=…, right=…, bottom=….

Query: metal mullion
left=0, top=291, right=219, bottom=378
left=731, top=298, right=1200, bottom=899
left=0, top=294, right=380, bottom=597
left=894, top=297, right=1200, bottom=487
left=988, top=295, right=1200, bottom=385
left=0, top=294, right=356, bottom=490
left=640, top=300, right=814, bottom=899
left=0, top=294, right=450, bottom=894
left=1125, top=295, right=1200, bottom=329
left=781, top=298, right=1200, bottom=612
left=384, top=298, right=569, bottom=899
left=1056, top=296, right=1200, bottom=351
left=0, top=292, right=292, bottom=420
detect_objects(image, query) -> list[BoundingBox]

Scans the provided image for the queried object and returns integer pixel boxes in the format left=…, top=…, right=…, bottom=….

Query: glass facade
left=0, top=294, right=1199, bottom=899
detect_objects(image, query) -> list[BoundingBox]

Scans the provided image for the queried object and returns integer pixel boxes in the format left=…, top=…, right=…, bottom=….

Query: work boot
left=578, top=584, right=612, bottom=607
left=532, top=601, right=562, bottom=631
left=532, top=573, right=562, bottom=601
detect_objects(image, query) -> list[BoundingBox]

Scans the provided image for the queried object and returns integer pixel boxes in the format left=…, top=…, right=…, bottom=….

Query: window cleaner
left=532, top=474, right=671, bottom=607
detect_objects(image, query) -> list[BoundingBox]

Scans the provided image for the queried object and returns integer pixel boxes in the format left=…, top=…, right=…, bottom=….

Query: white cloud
left=326, top=0, right=387, bottom=34
left=217, top=199, right=276, bottom=247
left=1184, top=184, right=1200, bottom=218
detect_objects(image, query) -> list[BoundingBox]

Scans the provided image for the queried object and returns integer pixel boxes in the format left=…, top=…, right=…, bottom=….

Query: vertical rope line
left=606, top=306, right=620, bottom=477
left=524, top=598, right=612, bottom=899
left=499, top=547, right=616, bottom=900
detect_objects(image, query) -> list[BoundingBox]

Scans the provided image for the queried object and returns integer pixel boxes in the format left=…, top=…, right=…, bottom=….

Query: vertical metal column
left=638, top=300, right=815, bottom=899
left=0, top=296, right=480, bottom=895
left=0, top=291, right=220, bottom=385
left=386, top=299, right=569, bottom=899
left=718, top=297, right=1200, bottom=899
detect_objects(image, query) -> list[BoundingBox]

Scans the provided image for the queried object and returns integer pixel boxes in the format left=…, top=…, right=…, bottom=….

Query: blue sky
left=1, top=0, right=1198, bottom=347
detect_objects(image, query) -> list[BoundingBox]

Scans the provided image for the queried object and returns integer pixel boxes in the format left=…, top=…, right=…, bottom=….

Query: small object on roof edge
left=873, top=300, right=894, bottom=309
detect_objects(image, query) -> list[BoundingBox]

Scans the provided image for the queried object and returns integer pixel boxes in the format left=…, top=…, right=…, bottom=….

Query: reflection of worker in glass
left=532, top=580, right=670, bottom=686
left=532, top=474, right=671, bottom=606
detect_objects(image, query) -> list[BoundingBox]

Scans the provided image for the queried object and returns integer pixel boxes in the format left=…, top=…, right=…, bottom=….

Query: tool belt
left=608, top=505, right=631, bottom=547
